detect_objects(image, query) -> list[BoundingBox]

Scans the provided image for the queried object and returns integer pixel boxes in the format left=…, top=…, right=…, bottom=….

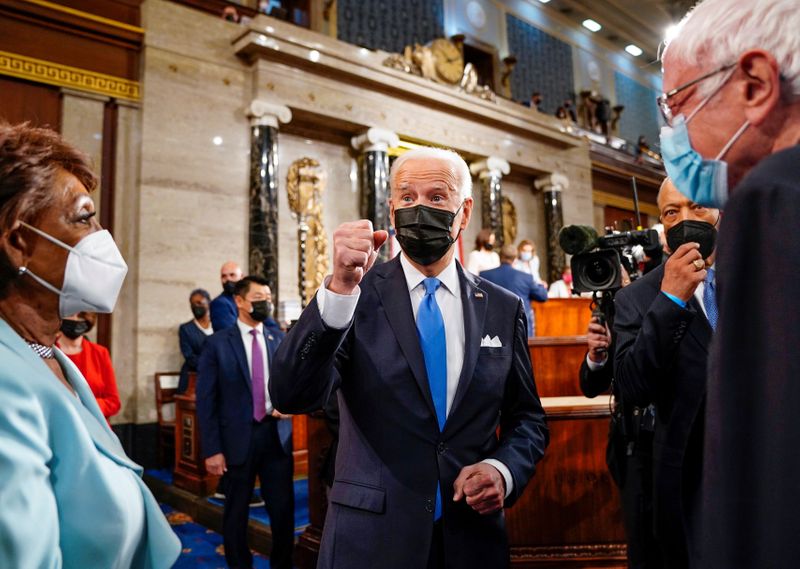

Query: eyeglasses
left=656, top=63, right=736, bottom=125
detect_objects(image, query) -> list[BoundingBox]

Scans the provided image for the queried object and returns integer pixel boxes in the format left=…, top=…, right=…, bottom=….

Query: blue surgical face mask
left=520, top=251, right=533, bottom=262
left=659, top=69, right=749, bottom=209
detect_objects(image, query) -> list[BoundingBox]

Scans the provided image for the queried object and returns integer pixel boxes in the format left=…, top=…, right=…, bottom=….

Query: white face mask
left=18, top=222, right=128, bottom=318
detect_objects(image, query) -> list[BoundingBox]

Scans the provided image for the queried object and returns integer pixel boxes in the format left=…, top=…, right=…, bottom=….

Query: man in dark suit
left=613, top=178, right=719, bottom=568
left=661, top=3, right=800, bottom=565
left=210, top=261, right=243, bottom=331
left=479, top=244, right=547, bottom=336
left=178, top=288, right=213, bottom=394
left=270, top=147, right=549, bottom=569
left=197, top=276, right=294, bottom=569
left=581, top=315, right=662, bottom=569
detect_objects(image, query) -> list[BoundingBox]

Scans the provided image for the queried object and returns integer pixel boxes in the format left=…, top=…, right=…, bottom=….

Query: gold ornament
left=502, top=196, right=518, bottom=246
left=287, top=158, right=329, bottom=306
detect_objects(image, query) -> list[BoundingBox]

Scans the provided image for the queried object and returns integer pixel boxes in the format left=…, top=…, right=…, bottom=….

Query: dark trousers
left=223, top=420, right=295, bottom=569
left=619, top=443, right=663, bottom=569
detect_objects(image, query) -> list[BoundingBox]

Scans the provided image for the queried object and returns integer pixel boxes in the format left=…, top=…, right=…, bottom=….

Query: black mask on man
left=666, top=220, right=717, bottom=259
left=394, top=203, right=463, bottom=266
left=191, top=305, right=207, bottom=319
left=250, top=300, right=271, bottom=322
left=61, top=319, right=91, bottom=339
left=223, top=281, right=237, bottom=295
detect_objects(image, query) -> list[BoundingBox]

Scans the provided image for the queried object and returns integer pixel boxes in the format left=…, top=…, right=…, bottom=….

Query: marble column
left=247, top=100, right=292, bottom=300
left=470, top=157, right=510, bottom=246
left=351, top=127, right=399, bottom=264
left=535, top=173, right=570, bottom=284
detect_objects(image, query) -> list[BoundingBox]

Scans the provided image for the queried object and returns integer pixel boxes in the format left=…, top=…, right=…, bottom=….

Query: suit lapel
left=374, top=258, right=437, bottom=418
left=447, top=264, right=487, bottom=423
left=54, top=350, right=142, bottom=473
left=228, top=328, right=252, bottom=393
left=686, top=296, right=712, bottom=352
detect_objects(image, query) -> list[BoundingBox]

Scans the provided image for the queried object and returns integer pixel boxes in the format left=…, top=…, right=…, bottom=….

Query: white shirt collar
left=399, top=253, right=459, bottom=296
left=236, top=318, right=263, bottom=336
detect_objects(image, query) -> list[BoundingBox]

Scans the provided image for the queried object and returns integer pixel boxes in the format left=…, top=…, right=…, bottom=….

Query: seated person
left=178, top=288, right=213, bottom=394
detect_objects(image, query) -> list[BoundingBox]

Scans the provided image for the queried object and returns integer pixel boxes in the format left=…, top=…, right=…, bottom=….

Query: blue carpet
left=162, top=503, right=270, bottom=568
left=146, top=468, right=310, bottom=535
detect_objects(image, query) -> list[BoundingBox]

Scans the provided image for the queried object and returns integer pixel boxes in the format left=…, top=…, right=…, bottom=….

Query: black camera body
left=559, top=225, right=659, bottom=293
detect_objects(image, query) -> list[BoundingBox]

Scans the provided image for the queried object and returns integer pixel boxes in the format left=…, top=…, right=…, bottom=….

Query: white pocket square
left=480, top=335, right=503, bottom=348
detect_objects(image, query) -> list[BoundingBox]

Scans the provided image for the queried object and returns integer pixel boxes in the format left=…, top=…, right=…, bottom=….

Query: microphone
left=558, top=225, right=599, bottom=255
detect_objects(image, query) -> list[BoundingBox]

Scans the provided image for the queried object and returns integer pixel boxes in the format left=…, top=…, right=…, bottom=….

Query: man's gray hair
left=389, top=147, right=473, bottom=199
left=663, top=0, right=800, bottom=101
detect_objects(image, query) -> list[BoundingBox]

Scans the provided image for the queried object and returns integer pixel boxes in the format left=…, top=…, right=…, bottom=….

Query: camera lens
left=578, top=255, right=619, bottom=290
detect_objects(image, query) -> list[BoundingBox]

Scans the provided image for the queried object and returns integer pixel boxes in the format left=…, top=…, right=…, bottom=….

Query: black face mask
left=250, top=300, right=271, bottom=322
left=191, top=305, right=208, bottom=319
left=484, top=242, right=494, bottom=251
left=394, top=203, right=463, bottom=266
left=666, top=220, right=717, bottom=259
left=223, top=281, right=237, bottom=295
left=61, top=319, right=91, bottom=339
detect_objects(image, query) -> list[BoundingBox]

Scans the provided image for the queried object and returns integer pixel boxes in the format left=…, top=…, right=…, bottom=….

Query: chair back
left=154, top=372, right=180, bottom=426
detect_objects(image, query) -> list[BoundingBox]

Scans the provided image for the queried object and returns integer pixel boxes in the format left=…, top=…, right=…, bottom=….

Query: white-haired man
left=660, top=1, right=800, bottom=566
left=269, top=147, right=548, bottom=569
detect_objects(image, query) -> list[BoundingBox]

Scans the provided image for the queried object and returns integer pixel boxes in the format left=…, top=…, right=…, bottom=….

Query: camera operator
left=613, top=178, right=719, bottom=568
left=581, top=305, right=660, bottom=569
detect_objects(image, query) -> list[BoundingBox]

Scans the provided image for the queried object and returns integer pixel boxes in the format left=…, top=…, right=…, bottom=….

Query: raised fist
left=328, top=220, right=388, bottom=295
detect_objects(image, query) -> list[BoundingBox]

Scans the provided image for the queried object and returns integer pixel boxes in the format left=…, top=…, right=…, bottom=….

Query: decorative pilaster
left=247, top=100, right=291, bottom=299
left=470, top=157, right=510, bottom=246
left=351, top=127, right=399, bottom=264
left=535, top=173, right=570, bottom=284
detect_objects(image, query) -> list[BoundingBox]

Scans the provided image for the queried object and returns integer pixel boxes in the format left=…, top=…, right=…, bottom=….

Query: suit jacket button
left=425, top=500, right=434, bottom=513
left=437, top=442, right=447, bottom=455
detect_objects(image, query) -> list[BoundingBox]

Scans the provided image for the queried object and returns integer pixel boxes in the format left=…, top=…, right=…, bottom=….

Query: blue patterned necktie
left=416, top=276, right=447, bottom=520
left=704, top=267, right=718, bottom=329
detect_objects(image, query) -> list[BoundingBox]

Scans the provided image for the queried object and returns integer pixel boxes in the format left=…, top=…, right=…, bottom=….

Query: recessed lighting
left=537, top=0, right=551, bottom=3
left=625, top=44, right=643, bottom=57
left=582, top=19, right=602, bottom=32
left=309, top=49, right=320, bottom=62
left=212, top=136, right=223, bottom=146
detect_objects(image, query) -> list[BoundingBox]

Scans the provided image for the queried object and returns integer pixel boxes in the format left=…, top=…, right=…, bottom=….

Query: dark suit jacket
left=479, top=263, right=548, bottom=336
left=209, top=292, right=238, bottom=331
left=270, top=257, right=549, bottom=569
left=703, top=145, right=800, bottom=568
left=178, top=320, right=210, bottom=394
left=613, top=264, right=711, bottom=568
left=196, top=324, right=292, bottom=465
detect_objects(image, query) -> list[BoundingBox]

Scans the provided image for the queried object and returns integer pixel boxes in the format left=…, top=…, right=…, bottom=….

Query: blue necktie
left=416, top=277, right=447, bottom=520
left=704, top=267, right=718, bottom=329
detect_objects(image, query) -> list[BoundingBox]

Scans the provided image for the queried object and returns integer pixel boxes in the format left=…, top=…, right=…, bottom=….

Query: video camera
left=558, top=225, right=659, bottom=293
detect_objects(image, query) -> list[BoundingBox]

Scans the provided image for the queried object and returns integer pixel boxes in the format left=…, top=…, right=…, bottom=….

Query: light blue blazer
left=0, top=318, right=181, bottom=569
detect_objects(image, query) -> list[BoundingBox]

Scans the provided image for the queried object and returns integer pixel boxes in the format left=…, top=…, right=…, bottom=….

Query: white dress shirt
left=316, top=254, right=514, bottom=497
left=236, top=318, right=273, bottom=415
left=194, top=320, right=214, bottom=336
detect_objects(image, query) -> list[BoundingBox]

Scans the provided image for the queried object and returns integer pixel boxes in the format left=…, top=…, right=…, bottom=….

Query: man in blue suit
left=198, top=275, right=294, bottom=569
left=210, top=260, right=243, bottom=331
left=479, top=244, right=548, bottom=336
left=270, top=147, right=548, bottom=569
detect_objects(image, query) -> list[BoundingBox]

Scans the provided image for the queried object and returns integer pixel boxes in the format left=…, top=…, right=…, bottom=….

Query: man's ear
left=387, top=197, right=395, bottom=227
left=738, top=49, right=783, bottom=126
left=234, top=295, right=245, bottom=310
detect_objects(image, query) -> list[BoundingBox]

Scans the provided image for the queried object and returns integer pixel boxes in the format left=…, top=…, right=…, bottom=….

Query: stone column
left=351, top=127, right=399, bottom=264
left=247, top=100, right=291, bottom=299
left=535, top=173, right=570, bottom=284
left=470, top=157, right=510, bottom=246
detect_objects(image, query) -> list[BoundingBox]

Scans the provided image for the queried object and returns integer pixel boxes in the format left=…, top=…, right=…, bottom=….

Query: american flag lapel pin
left=474, top=291, right=484, bottom=299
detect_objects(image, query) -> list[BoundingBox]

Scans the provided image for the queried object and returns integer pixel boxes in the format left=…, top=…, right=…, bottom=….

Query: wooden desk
left=506, top=397, right=625, bottom=567
left=529, top=336, right=589, bottom=398
left=534, top=298, right=593, bottom=337
left=173, top=373, right=219, bottom=495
